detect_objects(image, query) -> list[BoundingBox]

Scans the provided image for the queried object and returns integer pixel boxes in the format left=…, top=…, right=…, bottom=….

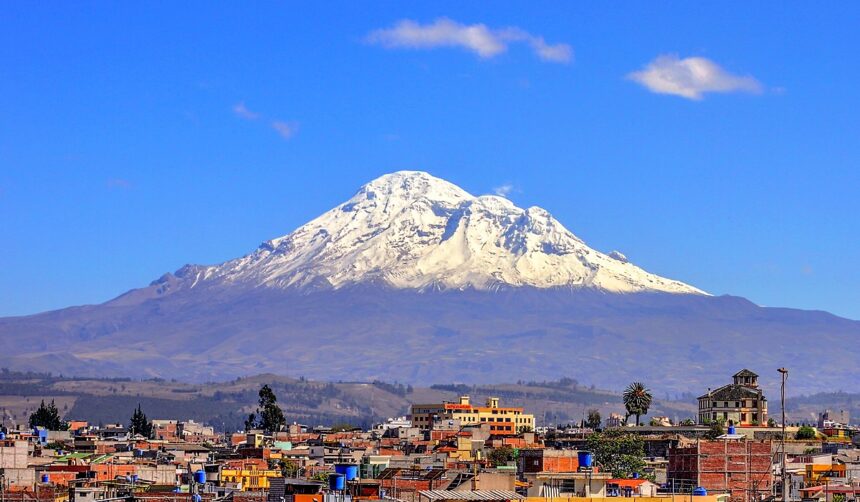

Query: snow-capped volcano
left=167, top=171, right=704, bottom=294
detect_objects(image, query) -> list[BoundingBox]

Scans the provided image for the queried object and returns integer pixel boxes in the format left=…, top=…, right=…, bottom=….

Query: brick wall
left=668, top=441, right=773, bottom=502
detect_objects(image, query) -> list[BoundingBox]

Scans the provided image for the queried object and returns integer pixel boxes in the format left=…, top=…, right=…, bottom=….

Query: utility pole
left=778, top=368, right=788, bottom=502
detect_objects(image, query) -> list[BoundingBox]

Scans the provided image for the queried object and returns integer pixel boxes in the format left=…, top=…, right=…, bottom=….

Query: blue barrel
left=41, top=474, right=49, bottom=484
left=328, top=474, right=345, bottom=491
left=335, top=464, right=359, bottom=481
left=577, top=451, right=593, bottom=468
left=0, top=432, right=6, bottom=440
left=194, top=470, right=207, bottom=484
left=728, top=425, right=736, bottom=434
left=632, top=472, right=639, bottom=479
left=693, top=487, right=708, bottom=496
left=192, top=495, right=202, bottom=502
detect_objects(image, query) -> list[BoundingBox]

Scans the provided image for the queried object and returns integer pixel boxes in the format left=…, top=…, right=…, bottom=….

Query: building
left=411, top=396, right=535, bottom=435
left=518, top=448, right=580, bottom=473
left=668, top=439, right=773, bottom=502
left=698, top=369, right=768, bottom=426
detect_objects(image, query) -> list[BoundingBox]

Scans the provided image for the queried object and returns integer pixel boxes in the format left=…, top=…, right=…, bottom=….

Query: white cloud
left=367, top=18, right=572, bottom=64
left=493, top=183, right=514, bottom=197
left=272, top=120, right=299, bottom=140
left=627, top=54, right=762, bottom=100
left=233, top=102, right=260, bottom=120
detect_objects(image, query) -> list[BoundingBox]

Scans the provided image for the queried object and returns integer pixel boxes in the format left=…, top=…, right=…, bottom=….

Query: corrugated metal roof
left=418, top=490, right=524, bottom=501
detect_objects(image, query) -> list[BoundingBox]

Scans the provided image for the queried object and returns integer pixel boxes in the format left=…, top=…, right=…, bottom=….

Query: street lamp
left=778, top=368, right=788, bottom=502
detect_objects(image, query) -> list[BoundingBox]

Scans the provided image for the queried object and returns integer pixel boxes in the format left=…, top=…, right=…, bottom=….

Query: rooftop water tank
left=0, top=432, right=5, bottom=440
left=194, top=470, right=207, bottom=484
left=577, top=451, right=593, bottom=468
left=728, top=425, right=736, bottom=435
left=328, top=473, right=345, bottom=491
left=41, top=474, right=49, bottom=484
left=632, top=472, right=639, bottom=479
left=693, top=487, right=708, bottom=496
left=335, top=464, right=358, bottom=481
left=192, top=495, right=202, bottom=502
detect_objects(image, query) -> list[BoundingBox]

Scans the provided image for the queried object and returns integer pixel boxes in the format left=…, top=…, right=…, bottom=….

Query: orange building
left=411, top=396, right=535, bottom=435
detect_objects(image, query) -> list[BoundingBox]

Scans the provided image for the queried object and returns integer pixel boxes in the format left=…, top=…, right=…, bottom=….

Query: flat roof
left=419, top=490, right=524, bottom=501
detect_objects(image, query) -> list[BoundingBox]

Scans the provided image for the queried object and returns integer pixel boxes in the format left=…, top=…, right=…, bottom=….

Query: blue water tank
left=173, top=488, right=181, bottom=493
left=132, top=474, right=139, bottom=483
left=632, top=472, right=639, bottom=479
left=194, top=470, right=207, bottom=484
left=693, top=487, right=708, bottom=496
left=335, top=464, right=359, bottom=481
left=0, top=432, right=6, bottom=440
left=41, top=474, right=49, bottom=484
left=728, top=425, right=736, bottom=435
left=328, top=474, right=345, bottom=491
left=578, top=451, right=593, bottom=468
left=192, top=494, right=202, bottom=502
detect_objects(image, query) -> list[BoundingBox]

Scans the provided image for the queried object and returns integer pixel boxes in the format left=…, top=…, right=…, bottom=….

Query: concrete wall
left=0, top=440, right=28, bottom=469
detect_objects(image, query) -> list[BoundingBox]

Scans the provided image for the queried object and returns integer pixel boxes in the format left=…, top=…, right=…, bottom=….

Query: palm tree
left=623, top=382, right=653, bottom=426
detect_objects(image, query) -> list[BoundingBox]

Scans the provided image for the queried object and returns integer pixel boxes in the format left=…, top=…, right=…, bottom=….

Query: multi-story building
left=697, top=369, right=768, bottom=426
left=668, top=439, right=773, bottom=502
left=410, top=396, right=535, bottom=435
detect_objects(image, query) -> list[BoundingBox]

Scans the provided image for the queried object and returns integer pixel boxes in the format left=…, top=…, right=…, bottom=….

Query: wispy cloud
left=106, top=178, right=132, bottom=190
left=366, top=18, right=572, bottom=64
left=627, top=54, right=762, bottom=100
left=493, top=183, right=515, bottom=197
left=271, top=120, right=299, bottom=140
left=233, top=102, right=260, bottom=120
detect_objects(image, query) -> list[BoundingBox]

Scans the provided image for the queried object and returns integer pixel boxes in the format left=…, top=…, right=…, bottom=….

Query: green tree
left=129, top=404, right=153, bottom=438
left=585, top=409, right=602, bottom=430
left=28, top=400, right=64, bottom=430
left=246, top=385, right=286, bottom=433
left=586, top=429, right=647, bottom=478
left=622, top=382, right=653, bottom=426
left=795, top=425, right=816, bottom=440
left=487, top=445, right=517, bottom=467
left=767, top=418, right=777, bottom=427
left=679, top=418, right=696, bottom=426
left=279, top=460, right=301, bottom=478
left=704, top=419, right=725, bottom=440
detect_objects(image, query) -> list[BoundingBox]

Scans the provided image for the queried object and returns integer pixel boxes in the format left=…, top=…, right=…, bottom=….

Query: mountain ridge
left=124, top=171, right=706, bottom=297
left=0, top=171, right=857, bottom=395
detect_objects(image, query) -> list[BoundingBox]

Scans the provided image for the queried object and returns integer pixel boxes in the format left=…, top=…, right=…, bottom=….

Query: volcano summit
left=0, top=171, right=856, bottom=393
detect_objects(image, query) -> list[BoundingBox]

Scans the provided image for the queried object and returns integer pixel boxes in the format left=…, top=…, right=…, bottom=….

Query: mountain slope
left=0, top=171, right=857, bottom=395
left=135, top=171, right=704, bottom=296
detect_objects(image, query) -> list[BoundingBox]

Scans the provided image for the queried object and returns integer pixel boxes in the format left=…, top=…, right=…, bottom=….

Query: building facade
left=668, top=439, right=773, bottom=502
left=698, top=369, right=768, bottom=426
left=411, top=396, right=535, bottom=435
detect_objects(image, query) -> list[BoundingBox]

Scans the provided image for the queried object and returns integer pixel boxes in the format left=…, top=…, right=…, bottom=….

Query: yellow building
left=804, top=463, right=846, bottom=484
left=220, top=467, right=282, bottom=491
left=411, top=396, right=535, bottom=435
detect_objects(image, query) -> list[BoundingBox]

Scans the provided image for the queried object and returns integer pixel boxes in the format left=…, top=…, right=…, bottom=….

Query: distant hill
left=0, top=371, right=847, bottom=431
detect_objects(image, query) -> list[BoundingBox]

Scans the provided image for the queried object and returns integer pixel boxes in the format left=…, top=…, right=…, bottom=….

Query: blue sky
left=1, top=1, right=858, bottom=319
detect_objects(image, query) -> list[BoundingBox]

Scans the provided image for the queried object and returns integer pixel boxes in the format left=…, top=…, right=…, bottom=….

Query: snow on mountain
left=166, top=171, right=705, bottom=294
